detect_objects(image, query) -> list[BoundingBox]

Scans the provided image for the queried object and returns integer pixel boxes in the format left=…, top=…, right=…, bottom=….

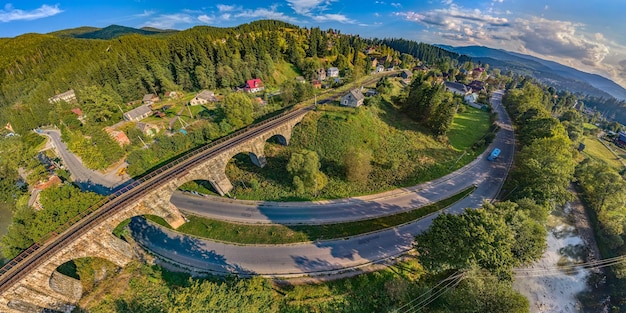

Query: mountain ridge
left=48, top=25, right=178, bottom=39
left=437, top=44, right=626, bottom=100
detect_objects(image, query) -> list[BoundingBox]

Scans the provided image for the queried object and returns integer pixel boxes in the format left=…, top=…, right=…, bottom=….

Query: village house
left=164, top=91, right=180, bottom=98
left=104, top=127, right=131, bottom=146
left=136, top=122, right=160, bottom=137
left=48, top=89, right=77, bottom=104
left=295, top=76, right=306, bottom=83
left=444, top=81, right=471, bottom=96
left=340, top=88, right=365, bottom=107
left=70, top=107, right=86, bottom=124
left=189, top=90, right=217, bottom=106
left=467, top=80, right=486, bottom=93
left=375, top=64, right=385, bottom=73
left=142, top=93, right=160, bottom=105
left=123, top=105, right=152, bottom=122
left=244, top=78, right=264, bottom=93
left=311, top=80, right=322, bottom=89
left=327, top=67, right=339, bottom=78
left=472, top=67, right=485, bottom=79
left=400, top=69, right=413, bottom=79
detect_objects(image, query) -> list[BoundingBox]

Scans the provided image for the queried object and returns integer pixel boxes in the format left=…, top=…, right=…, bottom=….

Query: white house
left=340, top=89, right=365, bottom=107
left=48, top=90, right=77, bottom=104
left=327, top=67, right=339, bottom=78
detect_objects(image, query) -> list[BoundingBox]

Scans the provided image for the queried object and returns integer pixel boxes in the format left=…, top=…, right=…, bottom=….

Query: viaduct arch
left=0, top=112, right=307, bottom=313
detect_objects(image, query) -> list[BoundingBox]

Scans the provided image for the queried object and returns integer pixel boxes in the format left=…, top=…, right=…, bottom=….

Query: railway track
left=0, top=105, right=313, bottom=294
left=0, top=72, right=393, bottom=296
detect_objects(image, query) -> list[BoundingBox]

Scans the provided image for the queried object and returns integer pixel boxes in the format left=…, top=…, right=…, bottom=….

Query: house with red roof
left=244, top=78, right=264, bottom=93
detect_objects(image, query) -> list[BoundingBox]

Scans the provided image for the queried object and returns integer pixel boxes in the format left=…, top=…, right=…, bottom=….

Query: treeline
left=1, top=184, right=103, bottom=259
left=581, top=95, right=626, bottom=125
left=376, top=38, right=470, bottom=65
left=412, top=80, right=583, bottom=311
left=576, top=157, right=626, bottom=309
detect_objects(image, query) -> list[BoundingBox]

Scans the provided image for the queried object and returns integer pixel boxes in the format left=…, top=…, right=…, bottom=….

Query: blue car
left=487, top=148, right=501, bottom=161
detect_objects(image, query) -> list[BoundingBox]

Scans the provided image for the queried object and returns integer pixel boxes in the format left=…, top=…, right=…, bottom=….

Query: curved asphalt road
left=40, top=129, right=132, bottom=194
left=130, top=90, right=515, bottom=277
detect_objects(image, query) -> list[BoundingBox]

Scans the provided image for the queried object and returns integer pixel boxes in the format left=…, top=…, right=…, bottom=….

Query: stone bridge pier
left=182, top=113, right=304, bottom=196
left=0, top=187, right=187, bottom=313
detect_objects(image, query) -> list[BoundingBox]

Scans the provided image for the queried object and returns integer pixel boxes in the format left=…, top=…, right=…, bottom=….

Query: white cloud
left=286, top=0, right=334, bottom=15
left=0, top=3, right=62, bottom=22
left=217, top=4, right=238, bottom=12
left=198, top=15, right=213, bottom=24
left=142, top=14, right=193, bottom=29
left=515, top=17, right=609, bottom=66
left=397, top=2, right=626, bottom=88
left=391, top=3, right=402, bottom=8
left=312, top=13, right=355, bottom=24
left=221, top=13, right=231, bottom=21
left=135, top=10, right=155, bottom=18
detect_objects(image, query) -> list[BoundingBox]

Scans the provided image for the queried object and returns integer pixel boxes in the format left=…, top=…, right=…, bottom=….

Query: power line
left=394, top=255, right=626, bottom=313
left=405, top=275, right=464, bottom=313
left=392, top=271, right=464, bottom=313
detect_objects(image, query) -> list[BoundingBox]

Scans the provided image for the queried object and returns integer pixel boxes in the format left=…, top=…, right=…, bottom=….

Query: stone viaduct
left=0, top=112, right=307, bottom=313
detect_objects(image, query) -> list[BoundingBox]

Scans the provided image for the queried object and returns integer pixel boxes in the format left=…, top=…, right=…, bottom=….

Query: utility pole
left=186, top=104, right=193, bottom=119
left=137, top=136, right=148, bottom=148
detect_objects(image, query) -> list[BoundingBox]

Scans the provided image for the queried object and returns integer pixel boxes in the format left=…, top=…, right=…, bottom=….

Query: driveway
left=40, top=129, right=132, bottom=194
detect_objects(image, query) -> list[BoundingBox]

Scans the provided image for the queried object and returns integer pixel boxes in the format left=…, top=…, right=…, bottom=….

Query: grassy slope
left=221, top=98, right=490, bottom=201
left=272, top=61, right=302, bottom=85
left=448, top=106, right=492, bottom=151
left=582, top=136, right=624, bottom=170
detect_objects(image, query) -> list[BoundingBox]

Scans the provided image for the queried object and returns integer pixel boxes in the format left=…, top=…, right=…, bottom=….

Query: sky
left=1, top=1, right=626, bottom=88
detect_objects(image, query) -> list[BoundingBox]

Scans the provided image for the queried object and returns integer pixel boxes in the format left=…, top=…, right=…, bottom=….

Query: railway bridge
left=0, top=107, right=308, bottom=313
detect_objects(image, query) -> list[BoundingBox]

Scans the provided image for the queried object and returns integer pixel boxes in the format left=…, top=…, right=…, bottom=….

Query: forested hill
left=0, top=20, right=461, bottom=133
left=50, top=25, right=178, bottom=39
left=377, top=38, right=471, bottom=66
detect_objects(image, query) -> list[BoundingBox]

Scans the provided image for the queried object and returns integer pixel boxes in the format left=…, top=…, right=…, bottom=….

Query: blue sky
left=1, top=1, right=626, bottom=88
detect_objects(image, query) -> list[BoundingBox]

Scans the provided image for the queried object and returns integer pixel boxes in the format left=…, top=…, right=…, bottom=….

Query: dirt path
left=513, top=186, right=604, bottom=313
left=568, top=185, right=602, bottom=268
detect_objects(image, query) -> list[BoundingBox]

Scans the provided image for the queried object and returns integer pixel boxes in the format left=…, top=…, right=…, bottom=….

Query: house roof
left=328, top=67, right=339, bottom=72
left=246, top=78, right=263, bottom=88
left=347, top=88, right=365, bottom=101
left=444, top=81, right=469, bottom=93
left=402, top=69, right=413, bottom=77
left=143, top=94, right=156, bottom=101
left=125, top=105, right=152, bottom=120
left=71, top=108, right=83, bottom=116
left=196, top=90, right=216, bottom=101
